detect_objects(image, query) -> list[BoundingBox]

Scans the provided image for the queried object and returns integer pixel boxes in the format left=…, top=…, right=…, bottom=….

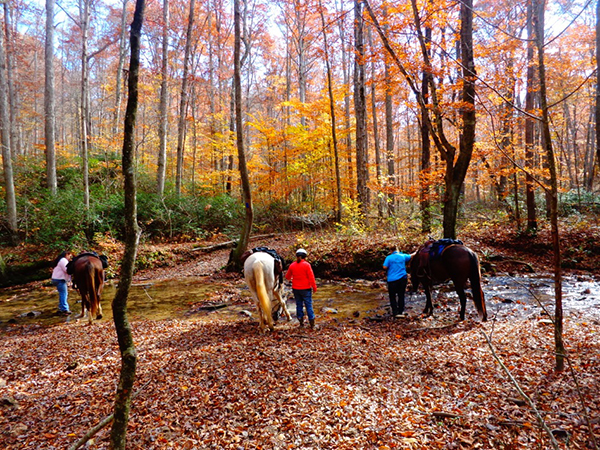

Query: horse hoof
left=96, top=314, right=103, bottom=320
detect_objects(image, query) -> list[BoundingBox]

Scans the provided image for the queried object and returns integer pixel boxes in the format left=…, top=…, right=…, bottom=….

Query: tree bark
left=45, top=0, right=57, bottom=195
left=80, top=0, right=91, bottom=210
left=337, top=0, right=353, bottom=199
left=595, top=0, right=600, bottom=181
left=109, top=0, right=144, bottom=447
left=525, top=0, right=538, bottom=232
left=419, top=6, right=432, bottom=233
left=175, top=0, right=196, bottom=195
left=354, top=0, right=370, bottom=215
left=368, top=27, right=383, bottom=218
left=533, top=0, right=564, bottom=372
left=441, top=0, right=476, bottom=239
left=0, top=7, right=18, bottom=245
left=157, top=0, right=169, bottom=196
left=382, top=6, right=395, bottom=216
left=226, top=0, right=253, bottom=272
left=3, top=2, right=19, bottom=156
left=114, top=0, right=129, bottom=137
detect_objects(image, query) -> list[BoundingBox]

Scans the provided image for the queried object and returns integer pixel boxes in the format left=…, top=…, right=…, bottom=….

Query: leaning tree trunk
left=0, top=9, right=18, bottom=245
left=533, top=0, right=564, bottom=372
left=44, top=0, right=57, bottom=195
left=109, top=0, right=144, bottom=447
left=226, top=0, right=253, bottom=272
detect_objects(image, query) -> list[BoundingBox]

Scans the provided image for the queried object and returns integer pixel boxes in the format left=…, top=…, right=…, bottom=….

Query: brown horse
left=410, top=241, right=487, bottom=322
left=71, top=254, right=105, bottom=325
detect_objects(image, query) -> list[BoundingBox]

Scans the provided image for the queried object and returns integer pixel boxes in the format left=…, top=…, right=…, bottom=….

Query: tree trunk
left=338, top=0, right=353, bottom=199
left=45, top=0, right=57, bottom=195
left=157, top=0, right=169, bottom=196
left=0, top=11, right=18, bottom=244
left=319, top=0, right=342, bottom=223
left=109, top=0, right=144, bottom=447
left=226, top=0, right=253, bottom=272
left=114, top=0, right=129, bottom=137
left=368, top=27, right=383, bottom=218
left=175, top=0, right=195, bottom=195
left=533, top=0, right=564, bottom=373
left=3, top=2, right=19, bottom=156
left=382, top=6, right=395, bottom=216
left=525, top=0, right=538, bottom=232
left=419, top=8, right=432, bottom=233
left=595, top=0, right=600, bottom=181
left=354, top=0, right=370, bottom=215
left=441, top=0, right=476, bottom=239
left=80, top=0, right=91, bottom=210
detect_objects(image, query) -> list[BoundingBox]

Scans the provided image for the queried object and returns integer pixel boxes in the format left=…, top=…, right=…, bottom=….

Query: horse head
left=408, top=244, right=432, bottom=292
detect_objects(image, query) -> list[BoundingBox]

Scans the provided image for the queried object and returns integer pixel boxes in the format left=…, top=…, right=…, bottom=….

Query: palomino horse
left=410, top=240, right=487, bottom=322
left=71, top=254, right=105, bottom=325
left=243, top=251, right=291, bottom=333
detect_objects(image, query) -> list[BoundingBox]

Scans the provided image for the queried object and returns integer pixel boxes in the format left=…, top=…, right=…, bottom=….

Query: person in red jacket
left=285, top=248, right=317, bottom=328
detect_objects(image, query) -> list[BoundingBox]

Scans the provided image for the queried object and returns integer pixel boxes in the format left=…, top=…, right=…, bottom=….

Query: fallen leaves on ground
left=1, top=311, right=599, bottom=449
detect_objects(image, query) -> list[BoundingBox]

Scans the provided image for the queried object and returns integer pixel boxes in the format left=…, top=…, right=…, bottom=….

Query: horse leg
left=422, top=284, right=434, bottom=317
left=95, top=272, right=104, bottom=320
left=274, top=286, right=292, bottom=321
left=76, top=293, right=85, bottom=319
left=455, top=285, right=467, bottom=321
left=87, top=293, right=93, bottom=325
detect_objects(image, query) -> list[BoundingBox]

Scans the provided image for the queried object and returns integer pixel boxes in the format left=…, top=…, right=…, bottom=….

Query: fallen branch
left=192, top=234, right=276, bottom=252
left=432, top=411, right=461, bottom=419
left=482, top=331, right=560, bottom=450
left=69, top=381, right=151, bottom=450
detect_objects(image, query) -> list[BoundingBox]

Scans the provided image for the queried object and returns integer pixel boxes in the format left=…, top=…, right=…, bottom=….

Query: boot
left=309, top=318, right=315, bottom=329
left=299, top=317, right=305, bottom=327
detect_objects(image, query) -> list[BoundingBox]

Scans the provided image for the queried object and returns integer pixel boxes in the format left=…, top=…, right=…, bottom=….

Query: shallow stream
left=1, top=273, right=598, bottom=329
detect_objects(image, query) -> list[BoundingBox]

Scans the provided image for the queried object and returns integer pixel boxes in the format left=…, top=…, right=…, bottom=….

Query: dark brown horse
left=410, top=241, right=487, bottom=322
left=71, top=254, right=105, bottom=325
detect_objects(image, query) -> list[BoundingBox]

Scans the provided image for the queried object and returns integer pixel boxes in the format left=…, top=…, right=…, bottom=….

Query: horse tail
left=253, top=261, right=274, bottom=331
left=87, top=262, right=99, bottom=320
left=467, top=249, right=487, bottom=322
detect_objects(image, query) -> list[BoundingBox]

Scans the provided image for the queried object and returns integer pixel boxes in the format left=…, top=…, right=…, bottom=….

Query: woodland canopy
left=0, top=0, right=599, bottom=246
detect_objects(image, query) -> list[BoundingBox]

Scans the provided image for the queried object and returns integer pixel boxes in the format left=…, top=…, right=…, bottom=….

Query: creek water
left=1, top=273, right=599, bottom=329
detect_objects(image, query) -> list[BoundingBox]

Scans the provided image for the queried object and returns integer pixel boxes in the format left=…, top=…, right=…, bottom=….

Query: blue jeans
left=293, top=289, right=315, bottom=321
left=52, top=279, right=70, bottom=312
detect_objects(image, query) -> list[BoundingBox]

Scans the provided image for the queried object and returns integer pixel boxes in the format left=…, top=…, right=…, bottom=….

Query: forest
left=1, top=0, right=600, bottom=448
left=0, top=0, right=598, bottom=248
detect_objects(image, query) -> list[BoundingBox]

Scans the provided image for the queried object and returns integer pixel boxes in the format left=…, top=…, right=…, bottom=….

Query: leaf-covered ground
left=1, top=222, right=599, bottom=449
left=1, top=311, right=599, bottom=449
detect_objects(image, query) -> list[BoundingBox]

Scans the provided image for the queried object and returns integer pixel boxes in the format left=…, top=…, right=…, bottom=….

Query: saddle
left=428, top=239, right=464, bottom=261
left=66, top=252, right=109, bottom=275
left=241, top=247, right=286, bottom=288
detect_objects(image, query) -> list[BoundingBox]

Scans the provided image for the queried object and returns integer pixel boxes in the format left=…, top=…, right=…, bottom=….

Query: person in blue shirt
left=383, top=247, right=412, bottom=318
